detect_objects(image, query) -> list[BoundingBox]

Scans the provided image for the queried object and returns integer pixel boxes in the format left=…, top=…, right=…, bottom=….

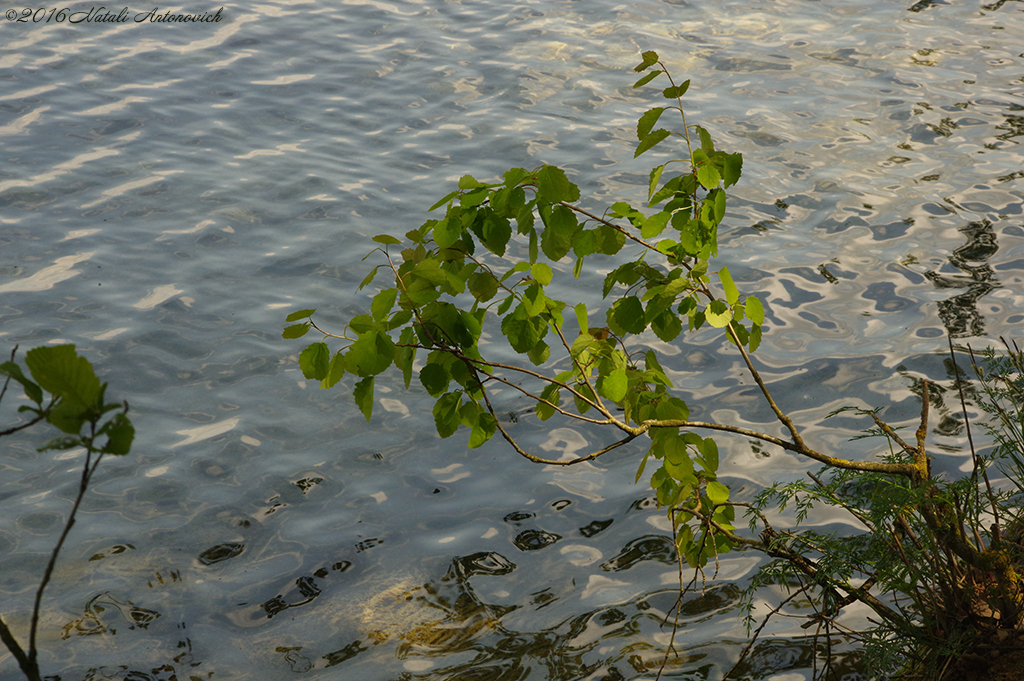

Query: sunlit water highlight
left=0, top=0, right=1022, bottom=679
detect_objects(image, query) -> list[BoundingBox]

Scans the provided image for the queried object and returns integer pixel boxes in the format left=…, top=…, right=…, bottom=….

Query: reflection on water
left=0, top=0, right=1022, bottom=679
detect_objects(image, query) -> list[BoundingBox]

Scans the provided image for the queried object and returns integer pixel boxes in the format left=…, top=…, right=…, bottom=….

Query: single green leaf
left=599, top=368, right=628, bottom=403
left=358, top=266, right=380, bottom=291
left=609, top=296, right=646, bottom=336
left=285, top=308, right=316, bottom=322
left=717, top=266, right=739, bottom=305
left=433, top=216, right=462, bottom=249
left=701, top=438, right=720, bottom=472
left=595, top=225, right=625, bottom=255
left=706, top=480, right=729, bottom=505
left=640, top=211, right=671, bottom=239
left=527, top=340, right=550, bottom=365
left=632, top=70, right=662, bottom=88
left=662, top=80, right=690, bottom=98
left=299, top=342, right=330, bottom=380
left=468, top=412, right=498, bottom=448
left=651, top=310, right=682, bottom=342
left=633, top=50, right=659, bottom=72
left=531, top=262, right=553, bottom=286
left=695, top=125, right=714, bottom=152
left=574, top=303, right=589, bottom=335
left=429, top=190, right=460, bottom=212
left=420, top=362, right=450, bottom=397
left=634, top=129, right=671, bottom=158
left=371, top=288, right=398, bottom=322
left=101, top=413, right=134, bottom=455
left=745, top=296, right=765, bottom=325
left=321, top=352, right=346, bottom=389
left=749, top=323, right=763, bottom=352
left=467, top=271, right=499, bottom=303
left=503, top=167, right=529, bottom=186
left=696, top=163, right=721, bottom=189
left=537, top=384, right=560, bottom=421
left=346, top=331, right=395, bottom=376
left=535, top=165, right=580, bottom=203
left=705, top=300, right=732, bottom=328
left=458, top=174, right=486, bottom=189
left=722, top=152, right=743, bottom=188
left=372, top=234, right=402, bottom=246
left=637, top=107, right=666, bottom=141
left=24, top=345, right=101, bottom=410
left=0, top=361, right=43, bottom=405
left=353, top=376, right=375, bottom=421
left=648, top=164, right=666, bottom=202
left=540, top=205, right=579, bottom=261
left=433, top=391, right=463, bottom=438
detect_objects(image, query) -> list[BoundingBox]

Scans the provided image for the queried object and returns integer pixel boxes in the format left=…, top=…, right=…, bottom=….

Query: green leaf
left=537, top=384, right=560, bottom=421
left=595, top=225, right=625, bottom=255
left=640, top=211, right=671, bottom=239
left=722, top=152, right=743, bottom=188
left=527, top=340, right=550, bottom=365
left=662, top=81, right=690, bottom=99
left=531, top=262, right=553, bottom=286
left=358, top=266, right=381, bottom=291
left=433, top=216, right=462, bottom=249
left=705, top=300, right=732, bottom=328
left=458, top=174, right=486, bottom=189
left=433, top=391, right=463, bottom=438
left=706, top=480, right=729, bottom=505
left=540, top=205, right=579, bottom=261
left=503, top=167, right=529, bottom=186
left=749, top=323, right=763, bottom=352
left=608, top=296, right=646, bottom=336
left=101, top=413, right=134, bottom=455
left=574, top=303, right=589, bottom=335
left=634, top=129, right=671, bottom=158
left=599, top=368, right=628, bottom=403
left=346, top=331, right=395, bottom=376
left=632, top=70, right=662, bottom=88
left=476, top=209, right=512, bottom=256
left=701, top=438, right=720, bottom=472
left=651, top=310, right=682, bottom=342
left=420, top=362, right=450, bottom=397
left=648, top=164, right=666, bottom=202
left=633, top=50, right=659, bottom=72
left=395, top=327, right=416, bottom=389
left=299, top=342, right=330, bottom=380
left=695, top=125, right=714, bottom=152
left=353, top=376, right=375, bottom=421
left=372, top=234, right=402, bottom=246
left=25, top=345, right=101, bottom=411
left=285, top=308, right=316, bottom=322
left=0, top=361, right=43, bottom=404
left=468, top=412, right=498, bottom=448
left=467, top=271, right=499, bottom=303
left=745, top=296, right=765, bottom=325
left=321, top=352, right=346, bottom=389
left=535, top=165, right=580, bottom=203
left=637, top=107, right=666, bottom=141
left=717, top=266, right=739, bottom=305
left=429, top=190, right=459, bottom=211
left=371, top=288, right=398, bottom=322
left=696, top=163, right=721, bottom=189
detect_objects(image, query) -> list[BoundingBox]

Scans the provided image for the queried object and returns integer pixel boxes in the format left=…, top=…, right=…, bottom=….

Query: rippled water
left=1, top=1, right=1022, bottom=679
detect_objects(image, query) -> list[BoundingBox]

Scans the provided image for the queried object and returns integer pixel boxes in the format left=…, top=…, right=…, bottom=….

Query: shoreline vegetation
left=286, top=51, right=1024, bottom=679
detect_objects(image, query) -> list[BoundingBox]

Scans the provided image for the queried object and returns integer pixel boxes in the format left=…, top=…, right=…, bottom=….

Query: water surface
left=1, top=1, right=1022, bottom=679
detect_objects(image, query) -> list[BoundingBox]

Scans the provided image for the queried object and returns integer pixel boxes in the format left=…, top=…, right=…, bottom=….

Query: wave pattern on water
left=0, top=0, right=1022, bottom=679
